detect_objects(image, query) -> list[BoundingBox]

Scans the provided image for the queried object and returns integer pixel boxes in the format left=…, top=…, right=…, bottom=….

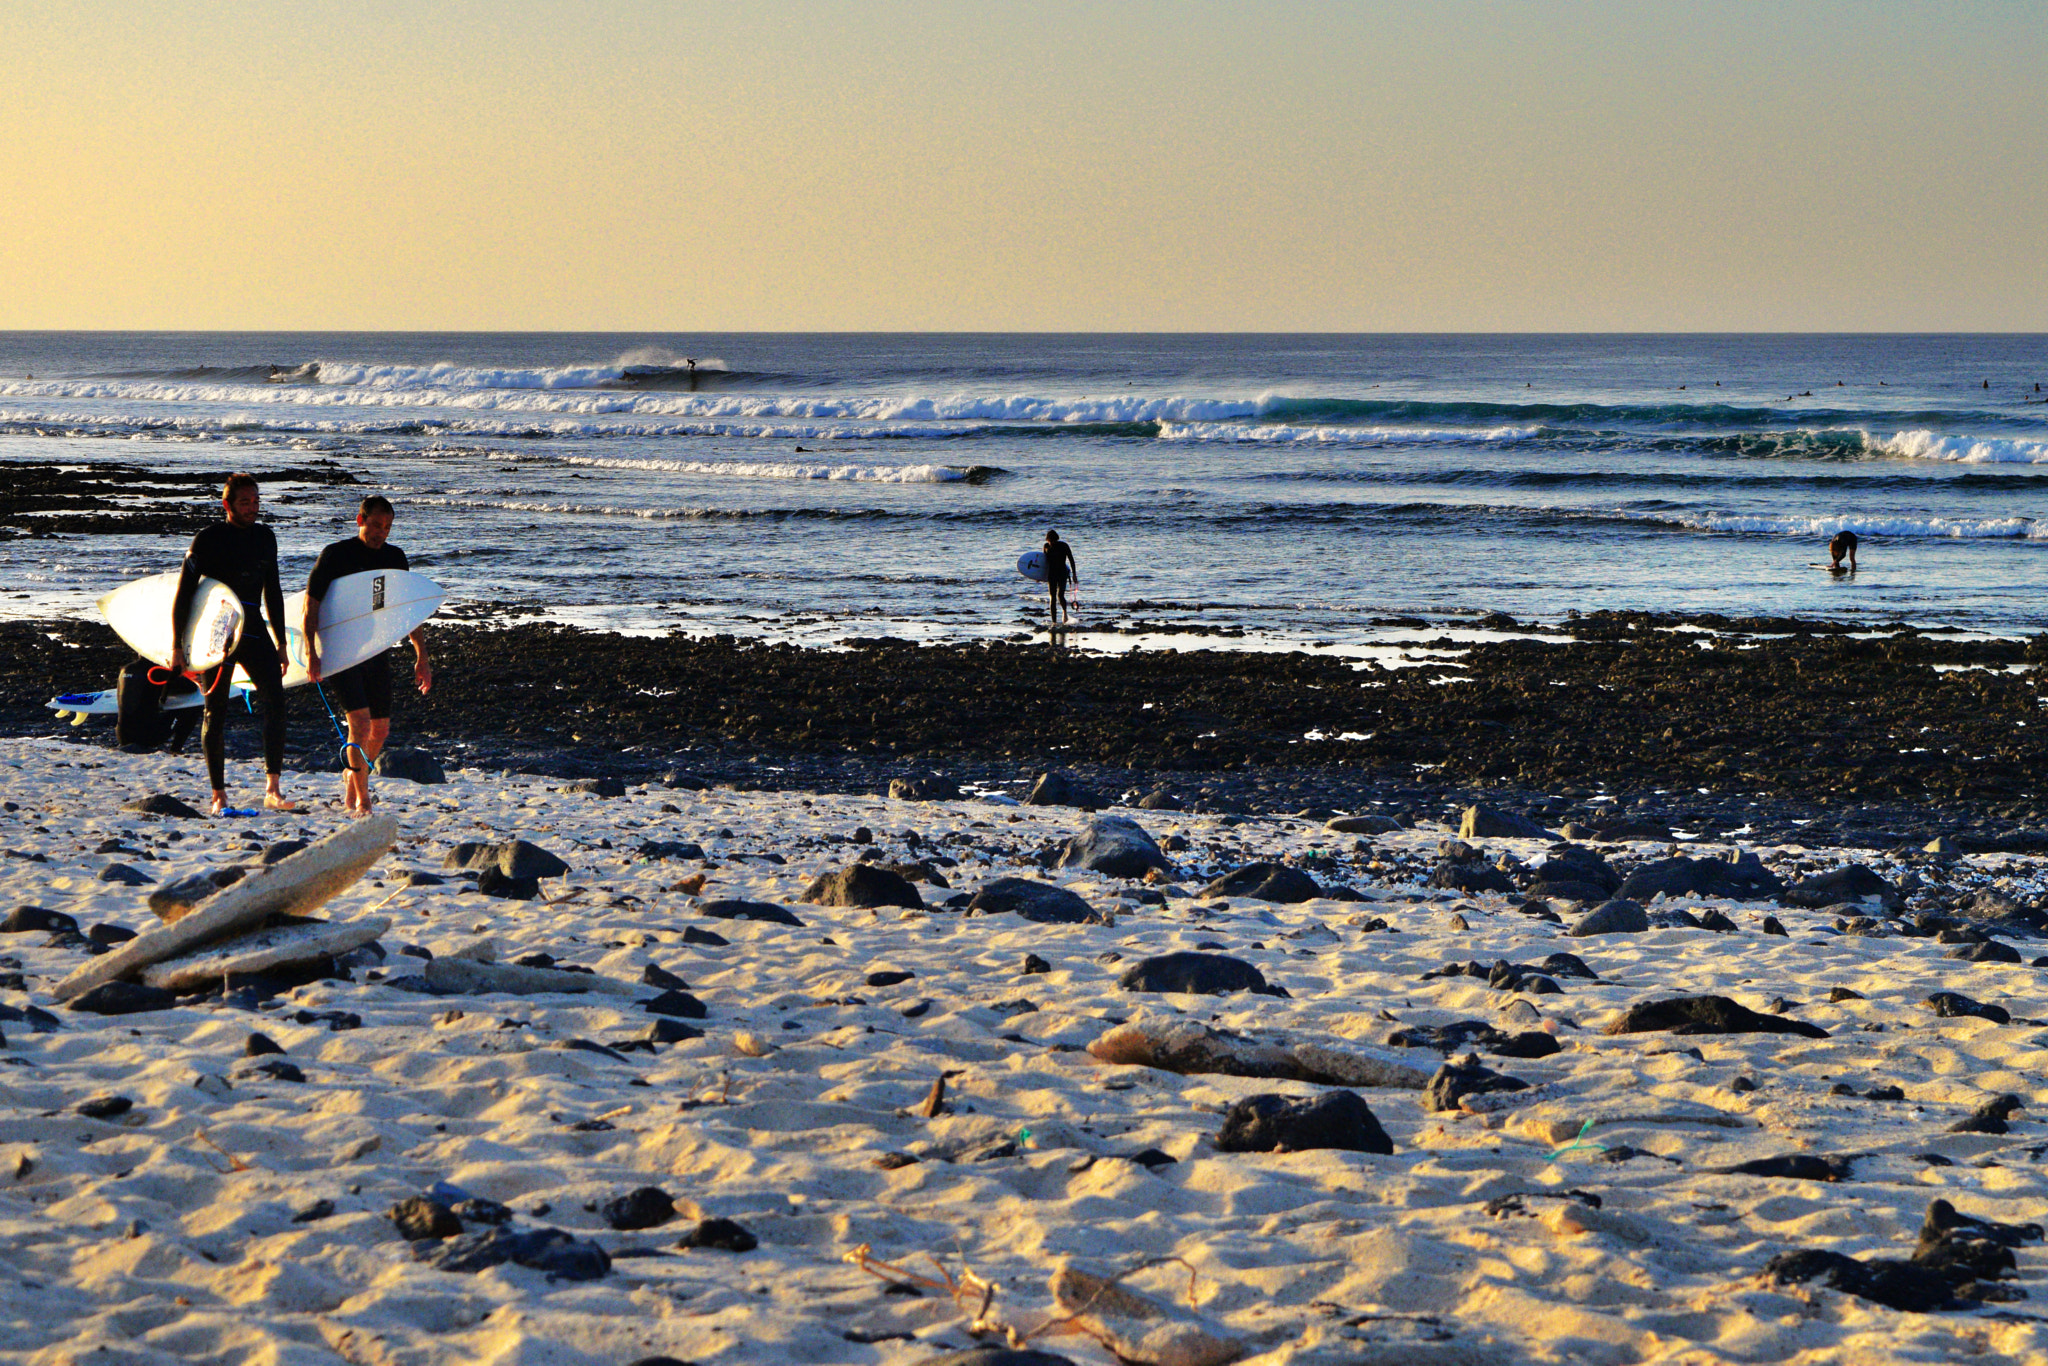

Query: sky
left=3, top=2, right=2043, bottom=332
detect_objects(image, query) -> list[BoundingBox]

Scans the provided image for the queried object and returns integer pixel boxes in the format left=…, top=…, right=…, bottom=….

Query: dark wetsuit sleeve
left=262, top=531, right=286, bottom=646
left=307, top=543, right=337, bottom=603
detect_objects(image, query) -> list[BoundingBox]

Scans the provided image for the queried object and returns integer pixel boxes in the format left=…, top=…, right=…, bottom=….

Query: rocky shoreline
left=0, top=458, right=361, bottom=539
left=5, top=610, right=2044, bottom=853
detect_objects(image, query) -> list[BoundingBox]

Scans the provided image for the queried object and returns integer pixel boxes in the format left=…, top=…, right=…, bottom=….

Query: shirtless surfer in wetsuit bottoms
left=1829, top=530, right=1858, bottom=574
left=1043, top=530, right=1078, bottom=626
left=168, top=473, right=296, bottom=815
left=304, top=495, right=433, bottom=817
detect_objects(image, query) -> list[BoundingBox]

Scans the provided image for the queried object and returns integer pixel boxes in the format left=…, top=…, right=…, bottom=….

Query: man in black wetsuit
left=1828, top=529, right=1858, bottom=574
left=304, top=495, right=433, bottom=816
left=167, top=473, right=296, bottom=815
left=1043, top=529, right=1079, bottom=626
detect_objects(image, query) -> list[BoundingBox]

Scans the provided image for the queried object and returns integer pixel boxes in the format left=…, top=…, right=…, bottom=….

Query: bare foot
left=210, top=794, right=227, bottom=816
left=263, top=794, right=299, bottom=812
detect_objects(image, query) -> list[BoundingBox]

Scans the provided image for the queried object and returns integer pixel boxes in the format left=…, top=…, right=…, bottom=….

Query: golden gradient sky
left=4, top=2, right=2043, bottom=331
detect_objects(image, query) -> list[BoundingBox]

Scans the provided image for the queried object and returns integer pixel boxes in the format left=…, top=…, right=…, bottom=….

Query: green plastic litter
left=1546, top=1118, right=1609, bottom=1162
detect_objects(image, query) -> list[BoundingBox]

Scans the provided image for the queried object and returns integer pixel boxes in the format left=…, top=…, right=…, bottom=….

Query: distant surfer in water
left=168, top=473, right=295, bottom=815
left=1043, top=530, right=1078, bottom=626
left=305, top=495, right=433, bottom=817
left=1828, top=530, right=1858, bottom=574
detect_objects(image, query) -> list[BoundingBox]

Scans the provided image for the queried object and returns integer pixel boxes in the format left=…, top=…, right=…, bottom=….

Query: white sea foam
left=0, top=398, right=991, bottom=444
left=528, top=454, right=968, bottom=482
left=1156, top=421, right=1540, bottom=445
left=305, top=353, right=735, bottom=390
left=0, top=378, right=1257, bottom=427
left=308, top=360, right=639, bottom=390
left=1671, top=511, right=2047, bottom=539
left=410, top=496, right=720, bottom=520
left=1874, top=429, right=2048, bottom=464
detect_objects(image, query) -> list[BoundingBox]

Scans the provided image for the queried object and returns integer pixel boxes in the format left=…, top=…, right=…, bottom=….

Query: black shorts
left=329, top=655, right=393, bottom=719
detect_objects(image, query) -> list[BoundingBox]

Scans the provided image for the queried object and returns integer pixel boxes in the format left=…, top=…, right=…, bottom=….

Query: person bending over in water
left=1828, top=529, right=1858, bottom=574
left=305, top=495, right=433, bottom=817
left=168, top=473, right=295, bottom=815
left=1043, top=530, right=1079, bottom=626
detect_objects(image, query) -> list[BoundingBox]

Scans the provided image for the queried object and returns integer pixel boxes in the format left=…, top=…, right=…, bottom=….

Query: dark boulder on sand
left=1948, top=1094, right=2024, bottom=1134
left=67, top=982, right=178, bottom=1015
left=474, top=868, right=539, bottom=900
left=601, top=1186, right=677, bottom=1230
left=966, top=877, right=1105, bottom=925
left=1783, top=864, right=1900, bottom=911
left=698, top=899, right=805, bottom=926
left=1949, top=888, right=2048, bottom=936
left=1326, top=813, right=1402, bottom=835
left=1201, top=862, right=1321, bottom=903
left=376, top=747, right=446, bottom=784
left=1214, top=1090, right=1392, bottom=1154
left=1927, top=991, right=2009, bottom=1025
left=445, top=839, right=569, bottom=880
left=1025, top=770, right=1101, bottom=809
left=1434, top=861, right=1516, bottom=896
left=888, top=774, right=960, bottom=801
left=390, top=1196, right=462, bottom=1241
left=1458, top=804, right=1554, bottom=840
left=1764, top=1249, right=1957, bottom=1313
left=1426, top=1057, right=1530, bottom=1112
left=1118, top=951, right=1282, bottom=996
left=1570, top=899, right=1647, bottom=936
left=419, top=1226, right=610, bottom=1280
left=801, top=865, right=923, bottom=909
left=3, top=906, right=78, bottom=935
left=1058, top=816, right=1173, bottom=879
left=677, top=1216, right=757, bottom=1252
left=1617, top=851, right=1784, bottom=901
left=1606, top=994, right=1827, bottom=1038
left=121, top=794, right=206, bottom=819
left=1523, top=844, right=1620, bottom=903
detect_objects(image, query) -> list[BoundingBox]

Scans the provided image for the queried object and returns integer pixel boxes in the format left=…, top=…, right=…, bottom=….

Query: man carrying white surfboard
left=168, top=473, right=297, bottom=815
left=1042, top=529, right=1079, bottom=626
left=304, top=495, right=434, bottom=817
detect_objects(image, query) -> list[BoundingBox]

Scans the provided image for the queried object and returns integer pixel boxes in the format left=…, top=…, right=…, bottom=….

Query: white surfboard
left=278, top=569, right=443, bottom=689
left=1018, top=550, right=1049, bottom=583
left=49, top=682, right=251, bottom=716
left=98, top=572, right=245, bottom=671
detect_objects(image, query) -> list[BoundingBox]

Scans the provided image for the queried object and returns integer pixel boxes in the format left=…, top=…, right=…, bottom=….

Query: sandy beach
left=5, top=733, right=2048, bottom=1365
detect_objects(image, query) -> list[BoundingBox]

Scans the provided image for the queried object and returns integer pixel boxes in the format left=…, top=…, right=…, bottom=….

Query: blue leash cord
left=314, top=681, right=369, bottom=773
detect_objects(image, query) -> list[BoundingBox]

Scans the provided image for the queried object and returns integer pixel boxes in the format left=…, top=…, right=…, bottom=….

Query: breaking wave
left=495, top=454, right=1003, bottom=483
left=1662, top=510, right=2048, bottom=539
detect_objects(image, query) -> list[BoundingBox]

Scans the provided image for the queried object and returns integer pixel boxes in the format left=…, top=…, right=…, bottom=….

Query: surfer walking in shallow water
left=1829, top=530, right=1859, bottom=574
left=1043, top=529, right=1078, bottom=627
left=168, top=473, right=296, bottom=815
left=305, top=495, right=434, bottom=817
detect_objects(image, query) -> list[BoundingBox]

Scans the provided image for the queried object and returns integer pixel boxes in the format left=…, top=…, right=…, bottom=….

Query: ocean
left=2, top=332, right=2045, bottom=650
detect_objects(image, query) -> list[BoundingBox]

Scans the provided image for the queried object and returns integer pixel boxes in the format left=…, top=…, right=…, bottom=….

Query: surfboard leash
left=313, top=680, right=370, bottom=774
left=149, top=663, right=255, bottom=713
